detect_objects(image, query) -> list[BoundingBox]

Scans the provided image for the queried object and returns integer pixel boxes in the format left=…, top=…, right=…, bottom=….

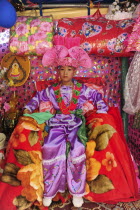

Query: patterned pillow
left=56, top=16, right=135, bottom=57
left=9, top=16, right=54, bottom=56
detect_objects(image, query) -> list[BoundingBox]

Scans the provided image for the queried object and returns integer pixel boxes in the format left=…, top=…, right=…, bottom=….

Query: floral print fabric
left=9, top=16, right=54, bottom=56
left=0, top=107, right=139, bottom=210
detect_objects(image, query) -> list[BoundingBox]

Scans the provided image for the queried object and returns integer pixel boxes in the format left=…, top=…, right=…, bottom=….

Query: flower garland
left=52, top=81, right=82, bottom=114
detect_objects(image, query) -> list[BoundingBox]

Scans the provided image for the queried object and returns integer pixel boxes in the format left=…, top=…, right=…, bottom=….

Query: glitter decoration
left=0, top=55, right=121, bottom=111
left=128, top=115, right=140, bottom=166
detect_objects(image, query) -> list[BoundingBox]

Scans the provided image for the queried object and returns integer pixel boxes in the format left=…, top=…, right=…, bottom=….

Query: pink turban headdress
left=42, top=36, right=92, bottom=69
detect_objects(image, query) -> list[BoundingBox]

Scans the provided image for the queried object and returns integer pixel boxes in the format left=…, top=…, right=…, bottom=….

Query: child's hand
left=23, top=109, right=31, bottom=114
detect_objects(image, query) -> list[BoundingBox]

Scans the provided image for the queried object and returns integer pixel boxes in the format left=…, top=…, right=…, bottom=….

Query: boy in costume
left=23, top=45, right=108, bottom=207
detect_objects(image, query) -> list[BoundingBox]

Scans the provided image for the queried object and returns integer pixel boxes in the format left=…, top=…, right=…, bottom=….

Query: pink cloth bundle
left=9, top=16, right=54, bottom=56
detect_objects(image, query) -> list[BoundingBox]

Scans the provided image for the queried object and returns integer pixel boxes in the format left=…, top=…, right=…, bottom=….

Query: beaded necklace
left=52, top=81, right=82, bottom=114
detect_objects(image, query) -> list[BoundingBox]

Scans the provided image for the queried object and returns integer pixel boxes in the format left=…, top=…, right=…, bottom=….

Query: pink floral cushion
left=9, top=16, right=54, bottom=56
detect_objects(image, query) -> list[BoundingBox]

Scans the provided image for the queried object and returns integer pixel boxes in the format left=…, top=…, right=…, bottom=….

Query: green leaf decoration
left=53, top=83, right=58, bottom=87
left=28, top=131, right=39, bottom=147
left=18, top=36, right=28, bottom=42
left=14, top=149, right=33, bottom=165
left=1, top=163, right=21, bottom=186
left=76, top=82, right=82, bottom=88
left=89, top=174, right=115, bottom=194
left=72, top=98, right=77, bottom=104
left=66, top=141, right=71, bottom=158
left=57, top=97, right=62, bottom=103
left=13, top=195, right=32, bottom=209
left=74, top=90, right=80, bottom=96
left=54, top=90, right=59, bottom=95
left=89, top=124, right=116, bottom=151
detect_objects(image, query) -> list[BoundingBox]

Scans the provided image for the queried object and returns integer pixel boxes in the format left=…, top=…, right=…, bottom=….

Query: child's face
left=58, top=66, right=75, bottom=84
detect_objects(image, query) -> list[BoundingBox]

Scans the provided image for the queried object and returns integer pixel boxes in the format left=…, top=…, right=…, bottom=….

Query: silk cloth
left=23, top=111, right=54, bottom=124
left=25, top=81, right=108, bottom=198
left=0, top=107, right=140, bottom=210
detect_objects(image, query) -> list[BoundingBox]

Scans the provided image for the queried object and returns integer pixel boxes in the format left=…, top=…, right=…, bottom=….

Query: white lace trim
left=71, top=154, right=86, bottom=164
left=43, top=153, right=86, bottom=165
left=42, top=155, right=66, bottom=165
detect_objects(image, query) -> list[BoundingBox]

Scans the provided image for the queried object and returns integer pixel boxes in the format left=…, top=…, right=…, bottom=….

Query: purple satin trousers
left=42, top=125, right=86, bottom=198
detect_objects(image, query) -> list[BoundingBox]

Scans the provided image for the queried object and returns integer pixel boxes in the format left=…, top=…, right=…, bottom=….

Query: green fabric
left=70, top=109, right=88, bottom=146
left=66, top=141, right=71, bottom=158
left=23, top=111, right=54, bottom=124
left=65, top=109, right=87, bottom=156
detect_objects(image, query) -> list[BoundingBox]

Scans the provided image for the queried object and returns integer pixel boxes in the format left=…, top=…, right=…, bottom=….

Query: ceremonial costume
left=24, top=79, right=108, bottom=199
